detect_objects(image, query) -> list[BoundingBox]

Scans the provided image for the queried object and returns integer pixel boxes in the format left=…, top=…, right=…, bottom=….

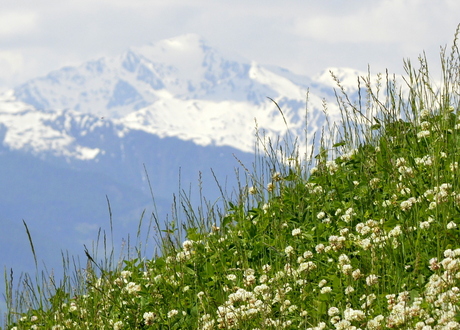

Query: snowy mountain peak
left=13, top=34, right=275, bottom=118
left=2, top=34, right=359, bottom=156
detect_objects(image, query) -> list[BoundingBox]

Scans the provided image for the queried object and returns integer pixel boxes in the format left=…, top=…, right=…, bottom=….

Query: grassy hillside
left=4, top=31, right=460, bottom=330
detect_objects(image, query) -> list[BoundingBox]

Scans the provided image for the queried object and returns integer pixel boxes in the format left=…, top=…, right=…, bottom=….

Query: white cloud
left=0, top=0, right=459, bottom=89
left=0, top=11, right=38, bottom=37
left=295, top=0, right=460, bottom=45
left=0, top=50, right=24, bottom=72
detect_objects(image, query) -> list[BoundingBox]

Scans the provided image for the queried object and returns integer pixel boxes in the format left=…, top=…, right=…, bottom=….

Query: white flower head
left=292, top=228, right=302, bottom=236
left=285, top=245, right=294, bottom=256
left=366, top=274, right=379, bottom=286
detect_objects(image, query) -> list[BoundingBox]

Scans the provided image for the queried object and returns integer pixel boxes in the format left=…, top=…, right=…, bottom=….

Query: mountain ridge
left=7, top=34, right=365, bottom=156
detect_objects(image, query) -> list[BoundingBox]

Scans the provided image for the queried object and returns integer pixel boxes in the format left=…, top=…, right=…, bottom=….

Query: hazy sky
left=1, top=0, right=459, bottom=91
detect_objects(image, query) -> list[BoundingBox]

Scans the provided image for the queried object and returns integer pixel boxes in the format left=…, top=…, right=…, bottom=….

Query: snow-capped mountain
left=11, top=34, right=363, bottom=155
left=0, top=34, right=366, bottom=303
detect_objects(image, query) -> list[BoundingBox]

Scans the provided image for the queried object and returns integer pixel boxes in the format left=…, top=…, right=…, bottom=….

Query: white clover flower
left=312, top=185, right=324, bottom=194
left=398, top=165, right=414, bottom=176
left=310, top=167, right=318, bottom=175
left=328, top=307, right=340, bottom=316
left=447, top=221, right=457, bottom=229
left=344, top=286, right=354, bottom=294
left=366, top=274, right=379, bottom=286
left=317, top=211, right=326, bottom=219
left=338, top=254, right=350, bottom=265
left=257, top=274, right=267, bottom=283
left=320, top=286, right=332, bottom=294
left=340, top=228, right=349, bottom=236
left=382, top=199, right=392, bottom=207
left=389, top=225, right=402, bottom=237
left=176, top=250, right=192, bottom=262
left=329, top=235, right=346, bottom=250
left=400, top=187, right=411, bottom=195
left=395, top=157, right=407, bottom=167
left=261, top=264, right=272, bottom=274
left=315, top=244, right=325, bottom=253
left=69, top=302, right=78, bottom=312
left=292, top=228, right=302, bottom=236
left=113, top=321, right=123, bottom=330
left=420, top=109, right=430, bottom=118
left=244, top=268, right=255, bottom=276
left=125, top=282, right=141, bottom=294
left=344, top=307, right=365, bottom=322
left=342, top=148, right=358, bottom=160
left=248, top=186, right=257, bottom=195
left=318, top=279, right=327, bottom=288
left=272, top=172, right=282, bottom=181
left=143, top=312, right=156, bottom=325
left=267, top=182, right=275, bottom=192
left=428, top=258, right=440, bottom=271
left=400, top=200, right=413, bottom=211
left=341, top=264, right=353, bottom=275
left=288, top=305, right=298, bottom=313
left=428, top=201, right=437, bottom=210
left=182, top=240, right=194, bottom=251
left=254, top=284, right=270, bottom=296
left=422, top=155, right=433, bottom=166
left=345, top=207, right=355, bottom=215
left=359, top=238, right=372, bottom=250
left=352, top=269, right=362, bottom=280
left=305, top=182, right=316, bottom=190
left=167, top=309, right=179, bottom=318
left=420, top=221, right=430, bottom=229
left=284, top=245, right=294, bottom=256
left=298, top=261, right=317, bottom=273
left=226, top=274, right=237, bottom=281
left=244, top=274, right=256, bottom=286
left=326, top=160, right=339, bottom=174
left=440, top=183, right=452, bottom=191
left=417, top=130, right=430, bottom=139
left=421, top=121, right=431, bottom=129
left=120, top=270, right=132, bottom=279
left=262, top=203, right=270, bottom=213
left=367, top=315, right=385, bottom=329
left=340, top=214, right=351, bottom=222
left=356, top=223, right=370, bottom=235
left=303, top=251, right=313, bottom=259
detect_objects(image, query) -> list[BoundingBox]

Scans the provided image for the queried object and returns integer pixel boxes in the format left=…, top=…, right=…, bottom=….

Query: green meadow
left=4, top=29, right=460, bottom=330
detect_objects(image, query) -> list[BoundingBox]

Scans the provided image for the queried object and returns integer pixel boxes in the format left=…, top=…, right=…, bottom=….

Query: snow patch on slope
left=0, top=96, right=103, bottom=160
